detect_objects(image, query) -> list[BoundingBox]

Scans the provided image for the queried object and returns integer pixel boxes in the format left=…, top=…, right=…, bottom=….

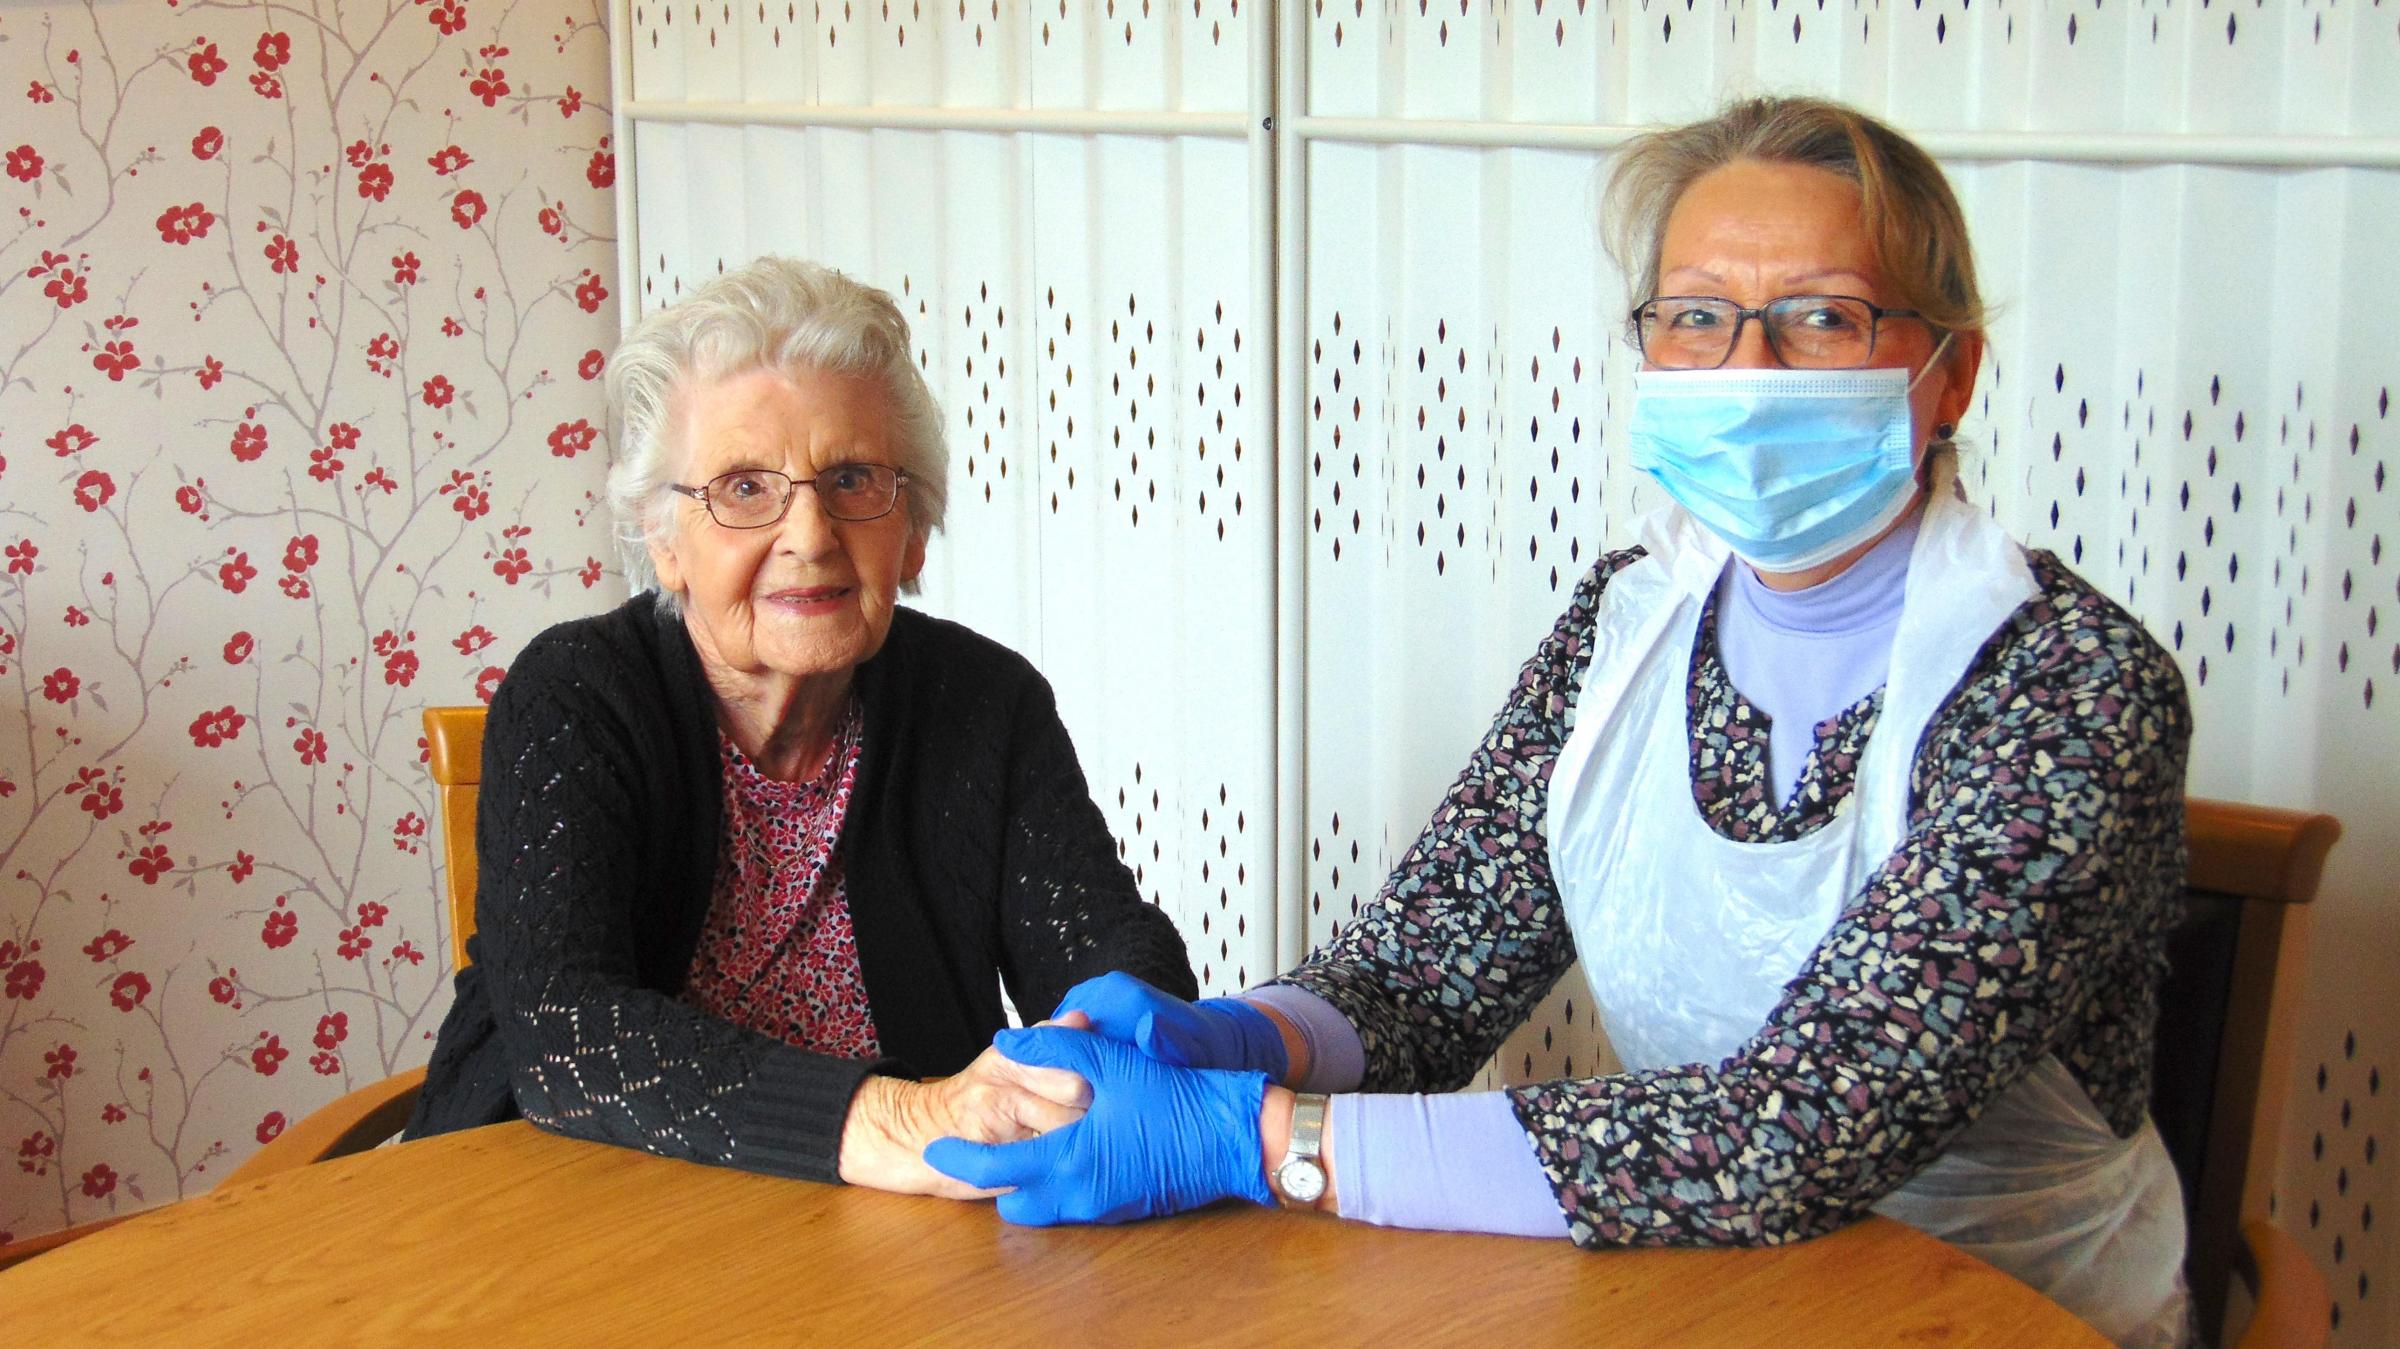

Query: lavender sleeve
left=1239, top=986, right=1565, bottom=1237
left=1331, top=1092, right=1569, bottom=1237
left=1240, top=984, right=1367, bottom=1091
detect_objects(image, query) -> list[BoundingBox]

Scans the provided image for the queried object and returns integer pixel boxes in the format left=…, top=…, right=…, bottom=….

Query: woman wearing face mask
left=927, top=97, right=2192, bottom=1346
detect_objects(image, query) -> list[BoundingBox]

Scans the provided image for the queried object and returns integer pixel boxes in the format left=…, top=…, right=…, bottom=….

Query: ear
left=1933, top=330, right=1985, bottom=434
left=646, top=524, right=686, bottom=599
left=901, top=527, right=928, bottom=588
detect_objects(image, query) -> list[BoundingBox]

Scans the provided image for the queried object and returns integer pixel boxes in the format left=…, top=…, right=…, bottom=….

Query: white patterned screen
left=622, top=1, right=2397, bottom=1336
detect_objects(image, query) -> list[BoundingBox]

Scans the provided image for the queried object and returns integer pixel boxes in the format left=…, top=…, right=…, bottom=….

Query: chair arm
left=221, top=1065, right=429, bottom=1186
left=2186, top=799, right=2342, bottom=906
left=2232, top=1219, right=2332, bottom=1349
left=0, top=1216, right=131, bottom=1274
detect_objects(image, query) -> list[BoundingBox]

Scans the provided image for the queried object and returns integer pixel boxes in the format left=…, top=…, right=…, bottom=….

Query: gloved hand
left=1051, top=971, right=1290, bottom=1079
left=922, top=1026, right=1275, bottom=1225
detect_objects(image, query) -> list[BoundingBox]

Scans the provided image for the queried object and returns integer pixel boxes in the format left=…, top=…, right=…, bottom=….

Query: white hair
left=603, top=257, right=949, bottom=601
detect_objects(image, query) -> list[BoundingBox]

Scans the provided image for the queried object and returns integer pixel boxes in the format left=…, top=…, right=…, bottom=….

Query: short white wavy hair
left=604, top=256, right=949, bottom=600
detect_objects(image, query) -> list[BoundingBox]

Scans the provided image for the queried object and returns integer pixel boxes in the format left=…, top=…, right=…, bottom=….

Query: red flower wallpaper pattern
left=0, top=0, right=619, bottom=1245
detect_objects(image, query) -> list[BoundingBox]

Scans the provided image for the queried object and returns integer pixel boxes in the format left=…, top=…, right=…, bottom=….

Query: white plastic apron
left=1546, top=478, right=2190, bottom=1347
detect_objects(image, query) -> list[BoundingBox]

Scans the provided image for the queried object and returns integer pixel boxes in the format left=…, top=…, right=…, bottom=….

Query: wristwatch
left=1271, top=1093, right=1330, bottom=1207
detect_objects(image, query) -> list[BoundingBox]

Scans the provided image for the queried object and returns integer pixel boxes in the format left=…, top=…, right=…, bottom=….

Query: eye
left=716, top=470, right=776, bottom=500
left=1783, top=299, right=1868, bottom=333
left=823, top=464, right=878, bottom=493
left=1656, top=301, right=1726, bottom=331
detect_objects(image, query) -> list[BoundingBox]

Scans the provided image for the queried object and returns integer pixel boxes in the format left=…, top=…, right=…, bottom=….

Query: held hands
left=837, top=1013, right=1097, bottom=1199
left=922, top=1026, right=1275, bottom=1225
left=1051, top=972, right=1290, bottom=1079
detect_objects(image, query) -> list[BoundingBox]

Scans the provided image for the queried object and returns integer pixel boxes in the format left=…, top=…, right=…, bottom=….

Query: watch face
left=1275, top=1156, right=1327, bottom=1205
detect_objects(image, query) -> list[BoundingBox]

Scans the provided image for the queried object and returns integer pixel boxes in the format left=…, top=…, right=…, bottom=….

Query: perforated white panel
left=625, top=1, right=2396, bottom=1334
left=1300, top=143, right=1639, bottom=1091
left=1017, top=134, right=1275, bottom=993
left=628, top=0, right=1249, bottom=107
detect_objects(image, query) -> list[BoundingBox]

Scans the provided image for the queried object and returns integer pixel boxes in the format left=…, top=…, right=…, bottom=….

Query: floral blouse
left=682, top=707, right=881, bottom=1059
left=1272, top=544, right=2192, bottom=1248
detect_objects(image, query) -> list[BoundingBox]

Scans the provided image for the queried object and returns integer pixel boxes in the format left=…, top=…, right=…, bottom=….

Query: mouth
left=762, top=584, right=853, bottom=612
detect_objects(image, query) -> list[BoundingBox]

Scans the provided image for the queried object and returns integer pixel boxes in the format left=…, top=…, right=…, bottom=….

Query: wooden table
left=0, top=1121, right=2101, bottom=1345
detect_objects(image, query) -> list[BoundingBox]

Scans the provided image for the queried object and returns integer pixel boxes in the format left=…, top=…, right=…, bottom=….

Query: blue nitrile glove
left=1051, top=971, right=1289, bottom=1079
left=922, top=1026, right=1275, bottom=1225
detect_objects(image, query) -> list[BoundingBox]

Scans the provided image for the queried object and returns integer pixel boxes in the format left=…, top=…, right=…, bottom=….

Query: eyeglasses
left=668, top=465, right=910, bottom=529
left=1630, top=294, right=1929, bottom=370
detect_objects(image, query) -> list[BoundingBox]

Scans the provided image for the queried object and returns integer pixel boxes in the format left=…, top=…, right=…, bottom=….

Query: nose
left=772, top=484, right=842, bottom=561
left=1723, top=313, right=1779, bottom=370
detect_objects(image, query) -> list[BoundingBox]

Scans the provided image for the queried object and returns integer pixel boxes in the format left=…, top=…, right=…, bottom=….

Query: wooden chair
left=2158, top=798, right=2341, bottom=1349
left=422, top=704, right=484, bottom=971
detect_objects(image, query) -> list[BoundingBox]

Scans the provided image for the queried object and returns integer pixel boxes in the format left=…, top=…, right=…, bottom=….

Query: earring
left=1935, top=422, right=1957, bottom=440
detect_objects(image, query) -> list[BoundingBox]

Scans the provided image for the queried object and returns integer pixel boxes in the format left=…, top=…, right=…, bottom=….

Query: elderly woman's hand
left=922, top=1026, right=1276, bottom=1224
left=836, top=1012, right=1098, bottom=1197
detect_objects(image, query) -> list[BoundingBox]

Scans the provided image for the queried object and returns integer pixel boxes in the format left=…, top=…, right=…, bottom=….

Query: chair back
left=423, top=706, right=486, bottom=971
left=2153, top=798, right=2340, bottom=1342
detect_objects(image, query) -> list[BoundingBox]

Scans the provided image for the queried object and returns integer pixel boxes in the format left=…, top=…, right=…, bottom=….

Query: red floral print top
left=682, top=705, right=881, bottom=1059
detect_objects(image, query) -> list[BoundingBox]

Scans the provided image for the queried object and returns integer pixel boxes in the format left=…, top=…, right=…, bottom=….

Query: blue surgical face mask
left=1626, top=346, right=1948, bottom=573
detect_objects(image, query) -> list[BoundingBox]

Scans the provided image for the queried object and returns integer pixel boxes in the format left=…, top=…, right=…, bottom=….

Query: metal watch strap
left=1272, top=1093, right=1331, bottom=1207
left=1287, top=1092, right=1328, bottom=1164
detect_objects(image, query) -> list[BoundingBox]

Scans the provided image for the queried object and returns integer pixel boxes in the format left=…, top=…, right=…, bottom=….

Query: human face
left=1654, top=159, right=1983, bottom=589
left=648, top=366, right=927, bottom=695
left=1655, top=158, right=1980, bottom=463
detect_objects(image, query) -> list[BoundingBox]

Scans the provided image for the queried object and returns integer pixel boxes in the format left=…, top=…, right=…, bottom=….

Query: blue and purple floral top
left=1273, top=545, right=2191, bottom=1248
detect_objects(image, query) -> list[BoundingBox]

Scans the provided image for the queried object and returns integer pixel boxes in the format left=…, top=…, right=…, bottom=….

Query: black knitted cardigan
left=405, top=592, right=1197, bottom=1181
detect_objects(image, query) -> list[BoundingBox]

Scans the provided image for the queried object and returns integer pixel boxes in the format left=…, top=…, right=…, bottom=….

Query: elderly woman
left=929, top=98, right=2191, bottom=1344
left=408, top=258, right=1195, bottom=1194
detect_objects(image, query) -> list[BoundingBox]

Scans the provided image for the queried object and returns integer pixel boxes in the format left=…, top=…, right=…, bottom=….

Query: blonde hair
left=1604, top=96, right=1987, bottom=338
left=604, top=257, right=948, bottom=599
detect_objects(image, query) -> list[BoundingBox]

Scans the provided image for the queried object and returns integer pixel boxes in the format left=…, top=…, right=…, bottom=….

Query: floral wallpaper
left=0, top=0, right=620, bottom=1245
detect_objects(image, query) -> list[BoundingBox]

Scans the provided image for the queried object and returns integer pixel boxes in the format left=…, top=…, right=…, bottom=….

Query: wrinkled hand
left=838, top=1013, right=1096, bottom=1199
left=921, top=1026, right=1273, bottom=1225
left=1052, top=972, right=1289, bottom=1078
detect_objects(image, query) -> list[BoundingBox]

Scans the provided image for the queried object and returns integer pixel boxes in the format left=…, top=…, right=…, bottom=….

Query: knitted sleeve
left=993, top=672, right=1199, bottom=1020
left=474, top=641, right=887, bottom=1183
left=1263, top=553, right=1640, bottom=1088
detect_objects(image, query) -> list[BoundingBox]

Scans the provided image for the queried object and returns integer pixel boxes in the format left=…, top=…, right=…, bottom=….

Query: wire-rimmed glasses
left=668, top=465, right=910, bottom=529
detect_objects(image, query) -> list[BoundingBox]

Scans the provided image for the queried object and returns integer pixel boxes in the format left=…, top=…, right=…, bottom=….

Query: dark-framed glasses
left=668, top=465, right=910, bottom=528
left=1630, top=294, right=1928, bottom=370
